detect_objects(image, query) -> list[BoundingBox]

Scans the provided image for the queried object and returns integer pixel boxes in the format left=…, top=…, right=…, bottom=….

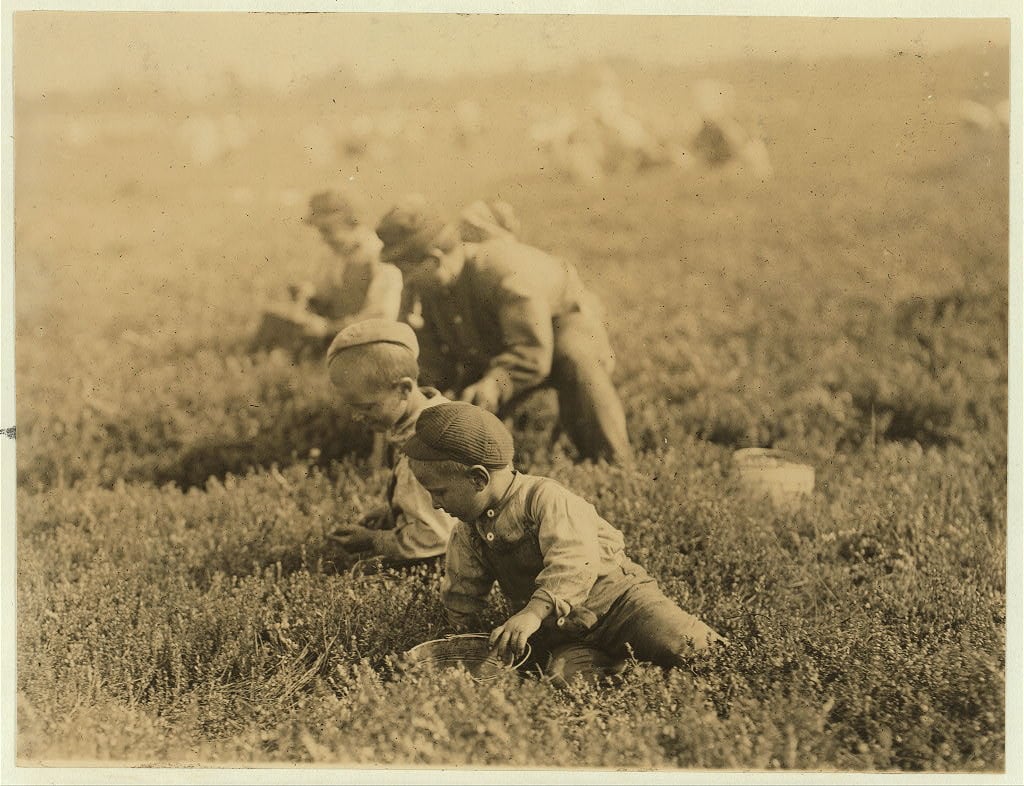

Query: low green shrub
left=13, top=47, right=1009, bottom=771
left=17, top=444, right=1005, bottom=769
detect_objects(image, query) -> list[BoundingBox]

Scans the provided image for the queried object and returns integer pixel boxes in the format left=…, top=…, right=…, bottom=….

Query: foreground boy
left=403, top=401, right=723, bottom=683
left=324, top=319, right=458, bottom=565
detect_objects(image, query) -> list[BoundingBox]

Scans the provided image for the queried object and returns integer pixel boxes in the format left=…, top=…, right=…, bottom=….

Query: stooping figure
left=322, top=319, right=458, bottom=569
left=300, top=188, right=404, bottom=330
left=250, top=187, right=403, bottom=359
left=456, top=198, right=520, bottom=243
left=375, top=194, right=633, bottom=466
left=403, top=402, right=725, bottom=686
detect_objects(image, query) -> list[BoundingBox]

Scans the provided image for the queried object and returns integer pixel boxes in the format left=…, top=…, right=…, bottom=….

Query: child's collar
left=386, top=387, right=443, bottom=446
left=478, top=470, right=520, bottom=523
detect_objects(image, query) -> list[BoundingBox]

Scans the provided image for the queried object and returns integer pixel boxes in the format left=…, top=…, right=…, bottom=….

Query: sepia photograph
left=1, top=2, right=1020, bottom=782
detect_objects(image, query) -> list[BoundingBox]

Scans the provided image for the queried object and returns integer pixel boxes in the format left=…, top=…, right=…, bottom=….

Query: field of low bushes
left=12, top=42, right=1010, bottom=772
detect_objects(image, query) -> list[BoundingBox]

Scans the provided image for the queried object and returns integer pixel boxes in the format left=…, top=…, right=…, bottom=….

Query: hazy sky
left=11, top=9, right=1010, bottom=98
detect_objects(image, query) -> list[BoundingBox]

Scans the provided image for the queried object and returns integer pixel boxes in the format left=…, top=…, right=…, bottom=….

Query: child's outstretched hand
left=459, top=377, right=502, bottom=414
left=489, top=608, right=543, bottom=660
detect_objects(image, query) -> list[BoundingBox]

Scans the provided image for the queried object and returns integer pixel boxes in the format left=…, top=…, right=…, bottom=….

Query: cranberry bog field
left=12, top=44, right=1011, bottom=771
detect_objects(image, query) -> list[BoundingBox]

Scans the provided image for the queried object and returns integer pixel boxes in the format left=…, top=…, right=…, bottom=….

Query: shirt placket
left=473, top=480, right=571, bottom=626
left=473, top=479, right=529, bottom=600
left=474, top=506, right=499, bottom=546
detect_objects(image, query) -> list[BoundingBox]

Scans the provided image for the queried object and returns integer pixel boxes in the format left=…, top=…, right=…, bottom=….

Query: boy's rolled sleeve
left=388, top=510, right=453, bottom=560
left=530, top=485, right=603, bottom=620
left=383, top=458, right=458, bottom=560
left=441, top=524, right=495, bottom=627
left=356, top=263, right=403, bottom=323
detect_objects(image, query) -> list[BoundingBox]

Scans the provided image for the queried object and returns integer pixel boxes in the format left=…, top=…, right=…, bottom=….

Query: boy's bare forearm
left=520, top=595, right=554, bottom=622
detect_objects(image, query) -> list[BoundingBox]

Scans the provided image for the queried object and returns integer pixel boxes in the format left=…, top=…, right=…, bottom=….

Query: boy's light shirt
left=442, top=472, right=640, bottom=628
left=385, top=386, right=444, bottom=447
left=353, top=262, right=403, bottom=324
left=311, top=230, right=402, bottom=323
left=375, top=388, right=458, bottom=560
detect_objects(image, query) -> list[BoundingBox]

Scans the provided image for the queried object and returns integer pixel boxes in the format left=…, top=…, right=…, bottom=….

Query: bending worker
left=375, top=193, right=633, bottom=465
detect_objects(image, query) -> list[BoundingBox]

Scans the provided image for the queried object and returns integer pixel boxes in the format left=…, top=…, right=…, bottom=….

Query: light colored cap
left=325, top=318, right=419, bottom=367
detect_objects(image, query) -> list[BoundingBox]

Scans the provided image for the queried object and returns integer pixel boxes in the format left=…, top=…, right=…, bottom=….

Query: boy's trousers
left=547, top=307, right=633, bottom=466
left=491, top=304, right=632, bottom=466
left=530, top=579, right=722, bottom=684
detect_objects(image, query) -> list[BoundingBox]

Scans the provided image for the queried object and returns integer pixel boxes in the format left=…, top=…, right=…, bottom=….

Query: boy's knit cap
left=403, top=402, right=514, bottom=469
left=305, top=188, right=365, bottom=228
left=376, top=193, right=448, bottom=266
left=325, top=319, right=419, bottom=367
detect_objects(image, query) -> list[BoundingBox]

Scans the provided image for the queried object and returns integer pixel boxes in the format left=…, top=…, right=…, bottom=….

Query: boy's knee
left=629, top=604, right=726, bottom=667
left=662, top=627, right=728, bottom=666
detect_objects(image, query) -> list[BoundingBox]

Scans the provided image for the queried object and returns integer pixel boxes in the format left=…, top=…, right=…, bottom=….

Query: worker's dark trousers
left=545, top=309, right=633, bottom=466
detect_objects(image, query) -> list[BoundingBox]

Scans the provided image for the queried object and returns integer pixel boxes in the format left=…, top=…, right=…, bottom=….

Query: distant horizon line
left=13, top=37, right=1009, bottom=106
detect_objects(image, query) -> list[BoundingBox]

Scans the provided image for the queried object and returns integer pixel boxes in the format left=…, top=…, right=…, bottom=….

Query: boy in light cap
left=404, top=401, right=724, bottom=685
left=323, top=318, right=458, bottom=566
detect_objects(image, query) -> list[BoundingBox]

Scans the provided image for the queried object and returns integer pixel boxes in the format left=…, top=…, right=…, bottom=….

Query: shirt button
left=485, top=532, right=495, bottom=542
left=486, top=509, right=496, bottom=518
left=453, top=315, right=463, bottom=324
left=556, top=617, right=566, bottom=628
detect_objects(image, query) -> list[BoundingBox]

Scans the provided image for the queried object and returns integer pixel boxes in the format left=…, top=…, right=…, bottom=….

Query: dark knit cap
left=403, top=402, right=514, bottom=469
left=375, top=193, right=448, bottom=266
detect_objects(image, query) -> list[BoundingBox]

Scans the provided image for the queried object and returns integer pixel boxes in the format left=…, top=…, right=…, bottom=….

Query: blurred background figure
left=689, top=79, right=773, bottom=179
left=249, top=187, right=402, bottom=359
left=530, top=72, right=776, bottom=184
left=957, top=97, right=1010, bottom=134
left=589, top=67, right=679, bottom=173
left=457, top=198, right=520, bottom=243
left=529, top=68, right=697, bottom=184
left=529, top=109, right=607, bottom=185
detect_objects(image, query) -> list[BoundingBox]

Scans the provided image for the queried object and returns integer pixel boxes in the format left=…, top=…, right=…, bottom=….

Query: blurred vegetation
left=13, top=43, right=1009, bottom=770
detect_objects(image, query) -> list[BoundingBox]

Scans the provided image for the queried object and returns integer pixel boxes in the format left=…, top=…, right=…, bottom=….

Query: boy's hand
left=358, top=505, right=391, bottom=530
left=459, top=377, right=502, bottom=413
left=326, top=522, right=375, bottom=551
left=489, top=609, right=543, bottom=660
